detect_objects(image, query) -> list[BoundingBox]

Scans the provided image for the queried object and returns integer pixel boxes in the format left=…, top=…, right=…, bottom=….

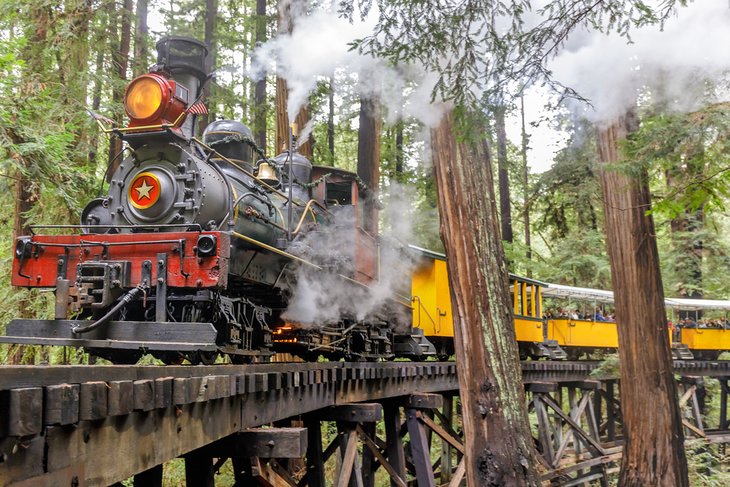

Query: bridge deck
left=3, top=359, right=730, bottom=486
left=0, top=362, right=458, bottom=486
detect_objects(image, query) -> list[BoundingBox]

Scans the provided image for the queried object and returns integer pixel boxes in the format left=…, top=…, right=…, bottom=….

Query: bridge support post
left=405, top=393, right=440, bottom=487
left=184, top=450, right=215, bottom=487
left=133, top=464, right=163, bottom=486
left=720, top=377, right=730, bottom=430
left=605, top=380, right=617, bottom=441
left=383, top=400, right=407, bottom=487
left=304, top=418, right=326, bottom=487
left=439, top=394, right=453, bottom=484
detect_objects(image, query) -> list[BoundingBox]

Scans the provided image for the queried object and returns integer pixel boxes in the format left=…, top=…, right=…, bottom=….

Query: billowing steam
left=250, top=6, right=445, bottom=127
left=547, top=0, right=730, bottom=124
left=280, top=184, right=425, bottom=332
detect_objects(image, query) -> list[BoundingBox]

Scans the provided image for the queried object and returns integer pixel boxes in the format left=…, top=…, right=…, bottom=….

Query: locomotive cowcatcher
left=0, top=37, right=436, bottom=364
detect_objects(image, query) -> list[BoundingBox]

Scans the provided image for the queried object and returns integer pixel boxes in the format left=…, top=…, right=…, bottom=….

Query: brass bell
left=257, top=162, right=279, bottom=184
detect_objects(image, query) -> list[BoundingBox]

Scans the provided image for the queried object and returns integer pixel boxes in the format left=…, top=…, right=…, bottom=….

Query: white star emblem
left=135, top=179, right=153, bottom=200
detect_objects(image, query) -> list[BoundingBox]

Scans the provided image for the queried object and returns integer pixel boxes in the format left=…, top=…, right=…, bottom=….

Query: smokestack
left=155, top=36, right=209, bottom=137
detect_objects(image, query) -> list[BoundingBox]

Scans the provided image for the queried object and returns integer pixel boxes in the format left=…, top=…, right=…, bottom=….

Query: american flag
left=187, top=102, right=209, bottom=115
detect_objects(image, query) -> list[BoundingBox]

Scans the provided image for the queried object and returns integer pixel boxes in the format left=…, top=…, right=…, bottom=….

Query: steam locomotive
left=0, top=37, right=436, bottom=364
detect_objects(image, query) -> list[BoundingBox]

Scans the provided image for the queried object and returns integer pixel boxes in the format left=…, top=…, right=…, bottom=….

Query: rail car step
left=535, top=340, right=568, bottom=360
left=393, top=328, right=437, bottom=358
left=672, top=343, right=695, bottom=360
left=0, top=319, right=219, bottom=352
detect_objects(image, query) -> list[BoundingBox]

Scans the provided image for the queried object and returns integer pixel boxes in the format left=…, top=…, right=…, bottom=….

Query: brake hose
left=72, top=285, right=145, bottom=334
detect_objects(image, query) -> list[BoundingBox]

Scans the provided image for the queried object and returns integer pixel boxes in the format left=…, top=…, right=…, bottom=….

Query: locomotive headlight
left=124, top=75, right=166, bottom=121
left=197, top=235, right=217, bottom=257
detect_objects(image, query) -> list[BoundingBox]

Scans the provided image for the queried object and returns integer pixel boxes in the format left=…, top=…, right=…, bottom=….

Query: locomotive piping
left=231, top=231, right=322, bottom=269
left=191, top=137, right=303, bottom=205
left=71, top=285, right=146, bottom=334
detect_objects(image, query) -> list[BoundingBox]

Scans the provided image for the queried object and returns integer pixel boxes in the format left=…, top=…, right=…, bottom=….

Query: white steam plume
left=250, top=5, right=445, bottom=128
left=548, top=0, right=730, bottom=124
left=280, top=183, right=427, bottom=331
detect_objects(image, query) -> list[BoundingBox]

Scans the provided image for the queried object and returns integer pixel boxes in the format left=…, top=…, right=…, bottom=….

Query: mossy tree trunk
left=430, top=109, right=538, bottom=486
left=595, top=110, right=689, bottom=486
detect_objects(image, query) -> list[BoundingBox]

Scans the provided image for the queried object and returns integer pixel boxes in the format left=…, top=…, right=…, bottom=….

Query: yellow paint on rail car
left=515, top=317, right=545, bottom=342
left=549, top=319, right=619, bottom=348
left=681, top=328, right=730, bottom=350
left=411, top=257, right=453, bottom=338
left=411, top=253, right=545, bottom=342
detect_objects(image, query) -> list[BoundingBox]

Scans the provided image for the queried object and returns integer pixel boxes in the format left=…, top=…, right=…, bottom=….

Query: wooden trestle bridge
left=1, top=360, right=730, bottom=486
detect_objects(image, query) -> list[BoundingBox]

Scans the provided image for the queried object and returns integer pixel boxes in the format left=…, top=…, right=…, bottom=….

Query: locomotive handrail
left=92, top=109, right=188, bottom=134
left=28, top=223, right=204, bottom=235
left=412, top=295, right=438, bottom=329
left=24, top=239, right=191, bottom=248
left=231, top=231, right=323, bottom=270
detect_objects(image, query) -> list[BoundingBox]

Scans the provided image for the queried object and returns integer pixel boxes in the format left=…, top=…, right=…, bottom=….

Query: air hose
left=72, top=285, right=145, bottom=334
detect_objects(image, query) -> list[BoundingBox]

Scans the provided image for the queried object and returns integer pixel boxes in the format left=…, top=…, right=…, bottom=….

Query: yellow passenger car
left=410, top=246, right=730, bottom=361
left=409, top=247, right=565, bottom=359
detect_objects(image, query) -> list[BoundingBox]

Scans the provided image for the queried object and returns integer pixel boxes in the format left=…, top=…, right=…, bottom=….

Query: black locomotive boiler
left=0, top=37, right=435, bottom=364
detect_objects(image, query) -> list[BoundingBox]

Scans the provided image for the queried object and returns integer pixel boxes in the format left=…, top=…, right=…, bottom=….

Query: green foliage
left=629, top=105, right=730, bottom=217
left=589, top=353, right=620, bottom=378
left=348, top=0, right=684, bottom=108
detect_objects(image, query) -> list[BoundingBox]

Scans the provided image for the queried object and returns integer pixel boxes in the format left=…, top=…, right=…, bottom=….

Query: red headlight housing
left=123, top=73, right=189, bottom=130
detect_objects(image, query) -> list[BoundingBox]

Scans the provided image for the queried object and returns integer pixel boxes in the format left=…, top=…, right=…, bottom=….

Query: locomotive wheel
left=153, top=352, right=185, bottom=365
left=230, top=354, right=253, bottom=364
left=187, top=351, right=219, bottom=365
left=96, top=351, right=142, bottom=365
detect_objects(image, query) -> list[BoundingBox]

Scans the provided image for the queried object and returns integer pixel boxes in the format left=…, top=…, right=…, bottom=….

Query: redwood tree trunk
left=431, top=110, right=538, bottom=486
left=107, top=0, right=132, bottom=168
left=595, top=111, right=688, bottom=486
left=327, top=76, right=335, bottom=163
left=133, top=0, right=149, bottom=77
left=495, top=105, right=513, bottom=243
left=357, top=96, right=381, bottom=234
left=520, top=95, right=531, bottom=273
left=201, top=0, right=217, bottom=131
left=275, top=0, right=311, bottom=158
left=253, top=0, right=267, bottom=150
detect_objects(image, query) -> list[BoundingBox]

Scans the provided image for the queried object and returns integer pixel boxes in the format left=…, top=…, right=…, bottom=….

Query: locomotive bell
left=256, top=162, right=278, bottom=184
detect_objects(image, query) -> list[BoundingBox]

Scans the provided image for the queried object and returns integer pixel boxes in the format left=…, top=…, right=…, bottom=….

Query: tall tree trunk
left=133, top=0, right=149, bottom=77
left=520, top=95, right=531, bottom=275
left=357, top=97, right=381, bottom=234
left=201, top=0, right=217, bottom=131
left=60, top=0, right=93, bottom=109
left=327, top=76, right=335, bottom=164
left=107, top=0, right=133, bottom=169
left=88, top=4, right=110, bottom=164
left=431, top=110, right=539, bottom=486
left=275, top=0, right=311, bottom=158
left=9, top=2, right=55, bottom=364
left=253, top=0, right=267, bottom=150
left=595, top=111, right=688, bottom=486
left=667, top=150, right=704, bottom=307
left=276, top=77, right=312, bottom=157
left=495, top=105, right=513, bottom=243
